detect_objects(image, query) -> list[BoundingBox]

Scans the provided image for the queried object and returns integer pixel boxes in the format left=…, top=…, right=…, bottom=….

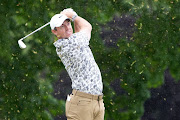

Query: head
left=50, top=14, right=73, bottom=39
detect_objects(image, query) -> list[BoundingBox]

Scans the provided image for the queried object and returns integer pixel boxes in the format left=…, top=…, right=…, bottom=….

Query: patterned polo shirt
left=53, top=31, right=103, bottom=95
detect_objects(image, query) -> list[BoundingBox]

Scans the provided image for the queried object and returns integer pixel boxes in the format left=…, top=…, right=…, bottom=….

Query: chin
left=68, top=33, right=73, bottom=38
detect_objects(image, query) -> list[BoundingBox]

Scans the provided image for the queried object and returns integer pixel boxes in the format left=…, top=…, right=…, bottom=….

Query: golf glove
left=62, top=8, right=78, bottom=16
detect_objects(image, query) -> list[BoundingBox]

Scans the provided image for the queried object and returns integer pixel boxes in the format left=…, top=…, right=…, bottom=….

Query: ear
left=51, top=29, right=57, bottom=36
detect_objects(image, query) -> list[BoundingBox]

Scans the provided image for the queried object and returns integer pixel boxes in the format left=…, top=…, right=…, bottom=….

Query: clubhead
left=18, top=40, right=26, bottom=49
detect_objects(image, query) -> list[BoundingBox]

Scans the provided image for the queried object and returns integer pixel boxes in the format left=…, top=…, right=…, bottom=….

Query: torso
left=54, top=31, right=103, bottom=95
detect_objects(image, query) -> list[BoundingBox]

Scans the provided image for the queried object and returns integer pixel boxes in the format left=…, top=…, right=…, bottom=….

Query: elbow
left=84, top=23, right=92, bottom=32
left=89, top=24, right=92, bottom=32
left=80, top=23, right=92, bottom=33
left=90, top=24, right=92, bottom=31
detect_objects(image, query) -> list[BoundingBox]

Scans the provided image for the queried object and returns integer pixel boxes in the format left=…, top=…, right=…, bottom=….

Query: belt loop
left=72, top=89, right=77, bottom=96
left=98, top=95, right=100, bottom=108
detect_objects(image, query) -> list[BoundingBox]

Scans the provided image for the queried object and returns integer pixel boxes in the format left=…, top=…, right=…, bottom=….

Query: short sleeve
left=69, top=31, right=90, bottom=46
left=53, top=39, right=62, bottom=48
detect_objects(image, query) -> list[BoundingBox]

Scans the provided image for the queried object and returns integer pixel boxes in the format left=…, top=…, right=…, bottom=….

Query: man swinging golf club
left=50, top=8, right=105, bottom=120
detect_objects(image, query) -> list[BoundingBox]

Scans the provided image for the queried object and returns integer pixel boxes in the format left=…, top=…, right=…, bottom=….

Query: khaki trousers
left=66, top=89, right=105, bottom=120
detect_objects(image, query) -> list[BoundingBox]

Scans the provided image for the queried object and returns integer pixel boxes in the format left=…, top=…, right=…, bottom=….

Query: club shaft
left=19, top=22, right=50, bottom=41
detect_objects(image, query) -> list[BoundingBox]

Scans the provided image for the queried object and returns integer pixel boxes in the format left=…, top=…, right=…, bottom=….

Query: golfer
left=50, top=8, right=104, bottom=120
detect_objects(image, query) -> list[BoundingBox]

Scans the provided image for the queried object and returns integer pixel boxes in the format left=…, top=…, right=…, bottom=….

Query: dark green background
left=0, top=0, right=179, bottom=119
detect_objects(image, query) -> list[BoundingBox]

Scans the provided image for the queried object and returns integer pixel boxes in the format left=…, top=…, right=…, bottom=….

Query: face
left=52, top=20, right=73, bottom=39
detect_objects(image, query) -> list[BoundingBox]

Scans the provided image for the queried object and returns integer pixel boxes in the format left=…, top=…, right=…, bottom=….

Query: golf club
left=18, top=22, right=50, bottom=49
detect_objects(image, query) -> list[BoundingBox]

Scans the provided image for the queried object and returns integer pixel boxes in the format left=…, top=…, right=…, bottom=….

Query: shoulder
left=53, top=31, right=90, bottom=48
left=53, top=39, right=62, bottom=48
left=69, top=31, right=89, bottom=41
left=53, top=39, right=68, bottom=48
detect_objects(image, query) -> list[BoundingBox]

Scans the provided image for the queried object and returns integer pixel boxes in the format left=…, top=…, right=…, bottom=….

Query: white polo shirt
left=54, top=31, right=103, bottom=95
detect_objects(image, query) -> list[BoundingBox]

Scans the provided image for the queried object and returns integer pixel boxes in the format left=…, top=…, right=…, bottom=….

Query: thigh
left=94, top=100, right=105, bottom=120
left=66, top=94, right=79, bottom=120
left=66, top=95, right=93, bottom=120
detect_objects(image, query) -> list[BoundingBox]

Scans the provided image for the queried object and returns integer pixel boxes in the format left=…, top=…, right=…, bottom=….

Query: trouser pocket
left=77, top=97, right=92, bottom=106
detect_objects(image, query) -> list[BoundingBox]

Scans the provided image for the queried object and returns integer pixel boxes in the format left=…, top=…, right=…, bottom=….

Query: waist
left=72, top=89, right=103, bottom=101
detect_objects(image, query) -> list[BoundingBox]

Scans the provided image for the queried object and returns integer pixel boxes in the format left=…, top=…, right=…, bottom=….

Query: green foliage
left=0, top=0, right=179, bottom=120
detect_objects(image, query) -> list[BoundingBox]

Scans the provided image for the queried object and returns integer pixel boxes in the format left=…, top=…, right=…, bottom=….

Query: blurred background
left=0, top=0, right=179, bottom=120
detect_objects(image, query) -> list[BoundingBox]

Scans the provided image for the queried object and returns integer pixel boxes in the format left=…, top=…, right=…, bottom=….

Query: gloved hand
left=60, top=8, right=78, bottom=19
left=62, top=8, right=78, bottom=16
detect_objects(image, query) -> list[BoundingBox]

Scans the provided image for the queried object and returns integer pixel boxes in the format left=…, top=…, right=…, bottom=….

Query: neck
left=57, top=36, right=69, bottom=39
left=57, top=36, right=62, bottom=39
